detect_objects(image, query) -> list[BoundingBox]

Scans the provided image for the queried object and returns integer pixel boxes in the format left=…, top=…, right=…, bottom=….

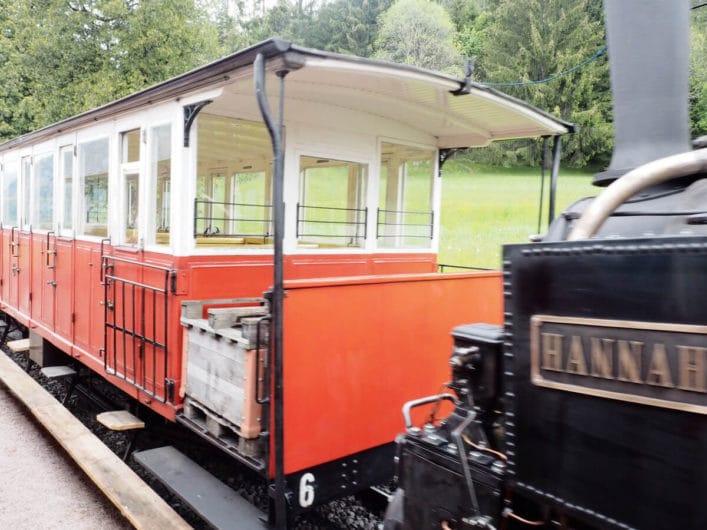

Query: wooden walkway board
left=97, top=410, right=145, bottom=431
left=0, top=350, right=191, bottom=530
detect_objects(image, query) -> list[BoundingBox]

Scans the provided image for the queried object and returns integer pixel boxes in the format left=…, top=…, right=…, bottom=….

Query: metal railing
left=194, top=199, right=272, bottom=238
left=101, top=253, right=175, bottom=403
left=438, top=263, right=496, bottom=273
left=376, top=208, right=434, bottom=241
left=296, top=203, right=367, bottom=244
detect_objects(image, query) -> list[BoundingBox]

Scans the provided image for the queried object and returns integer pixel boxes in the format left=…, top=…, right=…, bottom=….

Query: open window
left=78, top=138, right=109, bottom=237
left=2, top=162, right=18, bottom=226
left=150, top=125, right=171, bottom=246
left=32, top=153, right=54, bottom=230
left=120, top=128, right=141, bottom=245
left=377, top=143, right=435, bottom=249
left=297, top=156, right=368, bottom=248
left=195, top=114, right=272, bottom=246
left=21, top=156, right=30, bottom=228
left=59, top=146, right=74, bottom=232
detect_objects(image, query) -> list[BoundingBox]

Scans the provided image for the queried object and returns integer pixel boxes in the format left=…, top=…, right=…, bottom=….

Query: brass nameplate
left=530, top=315, right=707, bottom=414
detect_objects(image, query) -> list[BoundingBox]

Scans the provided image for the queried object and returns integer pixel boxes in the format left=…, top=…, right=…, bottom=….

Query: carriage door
left=104, top=128, right=145, bottom=389
left=18, top=156, right=31, bottom=315
left=102, top=128, right=174, bottom=403
left=34, top=154, right=56, bottom=329
left=54, top=146, right=75, bottom=341
left=1, top=163, right=19, bottom=305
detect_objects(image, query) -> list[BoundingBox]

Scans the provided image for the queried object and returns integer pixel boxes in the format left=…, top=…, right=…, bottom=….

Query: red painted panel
left=0, top=231, right=9, bottom=306
left=0, top=224, right=483, bottom=437
left=280, top=272, right=503, bottom=474
left=36, top=235, right=55, bottom=327
left=54, top=238, right=74, bottom=342
left=88, top=246, right=106, bottom=358
left=4, top=229, right=23, bottom=311
left=18, top=232, right=32, bottom=315
left=73, top=242, right=97, bottom=355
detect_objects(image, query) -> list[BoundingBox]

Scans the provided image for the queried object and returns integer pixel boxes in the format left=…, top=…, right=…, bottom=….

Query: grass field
left=438, top=160, right=599, bottom=269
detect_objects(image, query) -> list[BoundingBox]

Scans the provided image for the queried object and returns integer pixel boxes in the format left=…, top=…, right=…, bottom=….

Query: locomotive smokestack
left=595, top=0, right=691, bottom=186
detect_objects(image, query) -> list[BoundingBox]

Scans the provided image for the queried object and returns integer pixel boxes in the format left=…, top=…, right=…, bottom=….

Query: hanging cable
left=480, top=47, right=606, bottom=87
left=482, top=2, right=703, bottom=89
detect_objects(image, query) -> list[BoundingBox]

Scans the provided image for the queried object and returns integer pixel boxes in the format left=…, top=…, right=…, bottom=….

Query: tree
left=231, top=0, right=321, bottom=49
left=0, top=0, right=220, bottom=140
left=480, top=0, right=611, bottom=167
left=373, top=0, right=461, bottom=74
left=219, top=0, right=392, bottom=58
left=441, top=0, right=489, bottom=73
left=690, top=5, right=707, bottom=138
left=306, top=0, right=393, bottom=57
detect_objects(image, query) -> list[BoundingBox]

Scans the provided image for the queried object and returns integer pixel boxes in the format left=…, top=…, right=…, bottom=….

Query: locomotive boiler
left=383, top=1, right=706, bottom=529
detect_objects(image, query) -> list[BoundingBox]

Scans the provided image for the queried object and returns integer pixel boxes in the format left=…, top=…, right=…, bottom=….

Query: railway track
left=0, top=337, right=384, bottom=529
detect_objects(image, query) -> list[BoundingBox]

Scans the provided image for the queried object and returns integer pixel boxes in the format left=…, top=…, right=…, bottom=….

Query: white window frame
left=31, top=151, right=55, bottom=232
left=375, top=137, right=440, bottom=254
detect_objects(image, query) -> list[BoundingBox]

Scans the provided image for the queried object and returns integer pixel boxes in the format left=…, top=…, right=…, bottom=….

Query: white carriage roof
left=0, top=39, right=574, bottom=152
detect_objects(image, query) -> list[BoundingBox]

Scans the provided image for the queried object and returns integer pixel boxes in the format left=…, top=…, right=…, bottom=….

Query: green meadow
left=439, top=160, right=598, bottom=269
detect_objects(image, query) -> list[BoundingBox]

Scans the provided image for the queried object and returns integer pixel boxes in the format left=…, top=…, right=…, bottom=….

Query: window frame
left=1, top=158, right=19, bottom=228
left=31, top=151, right=55, bottom=232
left=77, top=136, right=111, bottom=239
left=58, top=144, right=75, bottom=236
left=375, top=138, right=439, bottom=252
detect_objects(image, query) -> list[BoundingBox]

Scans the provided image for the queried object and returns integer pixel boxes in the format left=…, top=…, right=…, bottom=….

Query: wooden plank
left=40, top=365, right=77, bottom=379
left=7, top=338, right=30, bottom=353
left=134, top=446, right=265, bottom=530
left=97, top=410, right=145, bottom=431
left=0, top=350, right=191, bottom=530
left=207, top=306, right=268, bottom=330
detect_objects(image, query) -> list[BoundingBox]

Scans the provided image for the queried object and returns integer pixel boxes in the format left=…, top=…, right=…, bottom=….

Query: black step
left=134, top=446, right=265, bottom=530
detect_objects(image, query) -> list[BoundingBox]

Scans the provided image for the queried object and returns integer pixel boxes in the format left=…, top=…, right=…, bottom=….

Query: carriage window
left=33, top=154, right=54, bottom=230
left=195, top=114, right=272, bottom=246
left=79, top=138, right=109, bottom=237
left=2, top=163, right=18, bottom=226
left=21, top=157, right=30, bottom=227
left=151, top=125, right=171, bottom=245
left=297, top=156, right=368, bottom=248
left=121, top=129, right=141, bottom=245
left=60, top=146, right=73, bottom=231
left=377, top=143, right=435, bottom=248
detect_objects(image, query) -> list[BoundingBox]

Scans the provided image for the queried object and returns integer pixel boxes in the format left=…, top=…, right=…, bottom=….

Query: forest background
left=2, top=0, right=707, bottom=169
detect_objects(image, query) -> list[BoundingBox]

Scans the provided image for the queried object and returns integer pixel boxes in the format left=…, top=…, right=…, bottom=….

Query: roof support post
left=254, top=52, right=289, bottom=530
left=548, top=135, right=562, bottom=225
left=183, top=100, right=212, bottom=147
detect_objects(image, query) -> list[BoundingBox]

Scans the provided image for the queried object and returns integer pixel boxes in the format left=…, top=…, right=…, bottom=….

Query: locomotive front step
left=134, top=445, right=265, bottom=530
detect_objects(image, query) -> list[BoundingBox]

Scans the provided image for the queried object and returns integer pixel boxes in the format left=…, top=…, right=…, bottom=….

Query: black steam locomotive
left=383, top=2, right=706, bottom=529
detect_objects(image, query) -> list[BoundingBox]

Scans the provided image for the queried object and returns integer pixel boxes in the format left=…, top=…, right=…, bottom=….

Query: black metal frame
left=183, top=100, right=212, bottom=147
left=101, top=253, right=175, bottom=404
left=254, top=52, right=289, bottom=529
left=438, top=263, right=495, bottom=272
left=295, top=203, right=367, bottom=242
left=547, top=135, right=562, bottom=224
left=376, top=207, right=434, bottom=240
left=193, top=198, right=273, bottom=238
left=283, top=442, right=396, bottom=516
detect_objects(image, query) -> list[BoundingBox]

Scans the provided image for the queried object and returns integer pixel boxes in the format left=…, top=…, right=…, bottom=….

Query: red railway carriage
left=0, top=39, right=570, bottom=525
